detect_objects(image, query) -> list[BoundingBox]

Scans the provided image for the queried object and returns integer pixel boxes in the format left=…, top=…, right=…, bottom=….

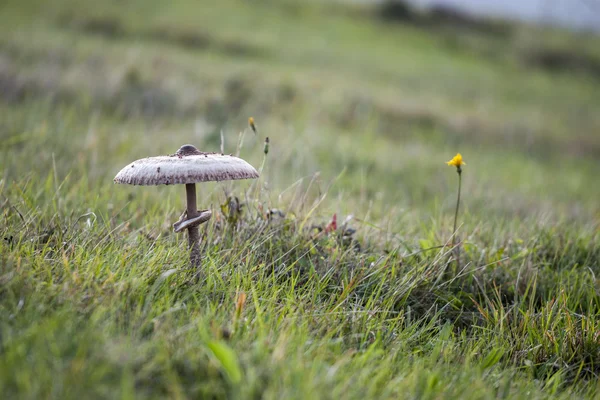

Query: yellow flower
left=248, top=117, right=257, bottom=134
left=446, top=153, right=466, bottom=168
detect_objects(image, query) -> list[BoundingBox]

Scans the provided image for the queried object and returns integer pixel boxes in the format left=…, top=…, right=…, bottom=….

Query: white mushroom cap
left=114, top=145, right=259, bottom=186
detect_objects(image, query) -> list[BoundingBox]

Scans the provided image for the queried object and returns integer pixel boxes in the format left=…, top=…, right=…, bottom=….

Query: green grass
left=1, top=0, right=600, bottom=398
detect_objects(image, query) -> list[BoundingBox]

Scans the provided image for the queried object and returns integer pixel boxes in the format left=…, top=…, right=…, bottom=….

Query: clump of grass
left=2, top=169, right=600, bottom=398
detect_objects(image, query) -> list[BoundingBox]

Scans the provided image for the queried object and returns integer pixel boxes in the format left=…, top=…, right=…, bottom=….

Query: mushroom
left=114, top=144, right=259, bottom=269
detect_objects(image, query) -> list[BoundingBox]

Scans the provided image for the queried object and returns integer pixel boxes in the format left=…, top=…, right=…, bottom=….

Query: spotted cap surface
left=114, top=145, right=259, bottom=186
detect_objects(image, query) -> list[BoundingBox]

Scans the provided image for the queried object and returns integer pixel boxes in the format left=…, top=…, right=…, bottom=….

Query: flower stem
left=452, top=168, right=462, bottom=266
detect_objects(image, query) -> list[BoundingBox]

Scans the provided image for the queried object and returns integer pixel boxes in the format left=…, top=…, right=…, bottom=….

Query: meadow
left=1, top=0, right=600, bottom=398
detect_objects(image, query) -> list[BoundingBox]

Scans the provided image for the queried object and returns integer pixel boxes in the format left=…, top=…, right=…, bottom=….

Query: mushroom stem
left=185, top=183, right=201, bottom=268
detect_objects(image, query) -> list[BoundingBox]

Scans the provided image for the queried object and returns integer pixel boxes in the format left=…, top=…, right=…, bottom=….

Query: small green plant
left=446, top=153, right=465, bottom=265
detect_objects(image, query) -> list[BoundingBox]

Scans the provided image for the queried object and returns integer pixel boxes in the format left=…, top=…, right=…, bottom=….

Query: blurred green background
left=1, top=0, right=599, bottom=228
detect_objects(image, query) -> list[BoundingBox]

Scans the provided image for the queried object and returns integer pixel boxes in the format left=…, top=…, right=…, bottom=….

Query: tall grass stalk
left=452, top=168, right=462, bottom=265
left=446, top=153, right=466, bottom=267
